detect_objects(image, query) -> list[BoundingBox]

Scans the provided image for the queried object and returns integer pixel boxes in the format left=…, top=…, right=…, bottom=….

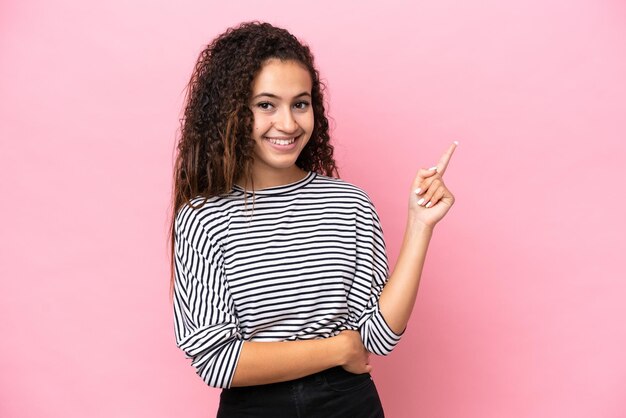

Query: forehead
left=251, top=59, right=312, bottom=95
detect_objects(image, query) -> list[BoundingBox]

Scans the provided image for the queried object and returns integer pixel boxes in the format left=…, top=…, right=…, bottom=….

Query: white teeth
left=266, top=137, right=296, bottom=145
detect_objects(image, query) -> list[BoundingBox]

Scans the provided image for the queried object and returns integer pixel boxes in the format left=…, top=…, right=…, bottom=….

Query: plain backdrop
left=1, top=0, right=625, bottom=417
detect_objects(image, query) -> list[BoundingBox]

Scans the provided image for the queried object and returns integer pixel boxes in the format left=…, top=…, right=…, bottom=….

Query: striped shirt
left=172, top=171, right=404, bottom=389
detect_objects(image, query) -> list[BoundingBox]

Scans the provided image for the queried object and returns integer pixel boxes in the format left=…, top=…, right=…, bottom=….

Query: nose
left=274, top=106, right=298, bottom=133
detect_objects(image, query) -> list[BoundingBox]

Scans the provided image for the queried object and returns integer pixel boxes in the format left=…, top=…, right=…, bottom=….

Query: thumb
left=415, top=166, right=438, bottom=180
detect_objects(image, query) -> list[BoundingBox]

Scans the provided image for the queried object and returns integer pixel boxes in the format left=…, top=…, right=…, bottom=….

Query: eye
left=294, top=101, right=310, bottom=110
left=256, top=102, right=274, bottom=110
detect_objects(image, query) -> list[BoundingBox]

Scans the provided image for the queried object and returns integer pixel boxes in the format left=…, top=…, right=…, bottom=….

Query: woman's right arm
left=230, top=330, right=370, bottom=387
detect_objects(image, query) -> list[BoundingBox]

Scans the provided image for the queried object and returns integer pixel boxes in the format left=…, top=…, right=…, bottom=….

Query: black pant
left=216, top=366, right=385, bottom=417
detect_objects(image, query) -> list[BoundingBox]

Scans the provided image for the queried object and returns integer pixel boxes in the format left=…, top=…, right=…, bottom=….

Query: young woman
left=170, top=21, right=457, bottom=417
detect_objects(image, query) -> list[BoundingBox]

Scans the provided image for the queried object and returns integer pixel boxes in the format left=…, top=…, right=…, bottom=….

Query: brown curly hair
left=168, top=21, right=339, bottom=297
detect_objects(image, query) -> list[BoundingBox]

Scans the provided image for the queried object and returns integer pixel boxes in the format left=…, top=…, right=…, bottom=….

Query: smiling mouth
left=264, top=136, right=297, bottom=145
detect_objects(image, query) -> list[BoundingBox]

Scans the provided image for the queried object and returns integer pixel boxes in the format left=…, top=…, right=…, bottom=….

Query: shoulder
left=174, top=193, right=240, bottom=240
left=310, top=174, right=373, bottom=203
left=311, top=174, right=385, bottom=230
left=309, top=173, right=377, bottom=212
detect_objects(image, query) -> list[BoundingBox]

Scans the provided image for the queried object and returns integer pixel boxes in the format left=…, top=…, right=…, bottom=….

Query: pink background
left=2, top=0, right=625, bottom=417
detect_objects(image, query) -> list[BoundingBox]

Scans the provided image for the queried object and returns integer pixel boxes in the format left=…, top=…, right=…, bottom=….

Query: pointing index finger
left=435, top=141, right=458, bottom=176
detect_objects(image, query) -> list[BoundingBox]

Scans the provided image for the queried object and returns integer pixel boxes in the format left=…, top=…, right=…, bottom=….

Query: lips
left=264, top=136, right=297, bottom=146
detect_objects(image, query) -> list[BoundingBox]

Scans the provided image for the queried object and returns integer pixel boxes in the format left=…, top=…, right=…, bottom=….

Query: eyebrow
left=251, top=92, right=312, bottom=100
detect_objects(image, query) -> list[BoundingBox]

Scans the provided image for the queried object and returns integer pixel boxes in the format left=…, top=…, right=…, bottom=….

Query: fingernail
left=417, top=198, right=425, bottom=205
left=429, top=166, right=438, bottom=171
left=426, top=201, right=432, bottom=208
left=414, top=187, right=421, bottom=194
left=453, top=140, right=459, bottom=145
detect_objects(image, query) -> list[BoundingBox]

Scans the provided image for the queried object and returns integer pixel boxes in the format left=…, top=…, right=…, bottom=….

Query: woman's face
left=248, top=58, right=314, bottom=182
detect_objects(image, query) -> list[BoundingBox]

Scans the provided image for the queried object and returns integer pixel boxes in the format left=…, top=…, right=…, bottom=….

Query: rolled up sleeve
left=173, top=206, right=243, bottom=389
left=350, top=199, right=405, bottom=355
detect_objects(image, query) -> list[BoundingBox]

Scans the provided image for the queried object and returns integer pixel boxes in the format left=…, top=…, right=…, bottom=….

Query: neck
left=237, top=165, right=307, bottom=190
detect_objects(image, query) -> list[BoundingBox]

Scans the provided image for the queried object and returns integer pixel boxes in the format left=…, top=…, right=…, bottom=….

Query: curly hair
left=168, top=21, right=338, bottom=297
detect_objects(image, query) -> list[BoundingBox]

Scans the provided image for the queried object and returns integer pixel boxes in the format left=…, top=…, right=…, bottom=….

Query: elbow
left=360, top=310, right=404, bottom=356
left=361, top=327, right=402, bottom=356
left=365, top=338, right=401, bottom=356
left=181, top=338, right=244, bottom=389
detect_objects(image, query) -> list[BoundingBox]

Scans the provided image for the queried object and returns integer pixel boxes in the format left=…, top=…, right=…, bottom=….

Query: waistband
left=300, top=366, right=360, bottom=383
left=227, top=366, right=369, bottom=390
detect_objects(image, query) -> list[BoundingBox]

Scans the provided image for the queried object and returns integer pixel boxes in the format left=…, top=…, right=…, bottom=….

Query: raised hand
left=409, top=141, right=458, bottom=228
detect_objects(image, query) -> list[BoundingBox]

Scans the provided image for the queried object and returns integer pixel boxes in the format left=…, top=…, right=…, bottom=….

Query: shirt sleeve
left=348, top=197, right=405, bottom=356
left=172, top=205, right=244, bottom=389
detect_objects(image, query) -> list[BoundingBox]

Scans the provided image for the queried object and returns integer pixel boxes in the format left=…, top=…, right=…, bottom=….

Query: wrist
left=405, top=218, right=435, bottom=235
left=329, top=333, right=348, bottom=367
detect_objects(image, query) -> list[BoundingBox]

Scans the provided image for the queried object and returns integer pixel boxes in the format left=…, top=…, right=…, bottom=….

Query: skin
left=230, top=58, right=457, bottom=387
left=243, top=58, right=314, bottom=189
left=378, top=143, right=458, bottom=335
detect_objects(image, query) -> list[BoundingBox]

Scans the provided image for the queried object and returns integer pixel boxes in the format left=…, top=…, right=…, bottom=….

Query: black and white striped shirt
left=173, top=171, right=404, bottom=389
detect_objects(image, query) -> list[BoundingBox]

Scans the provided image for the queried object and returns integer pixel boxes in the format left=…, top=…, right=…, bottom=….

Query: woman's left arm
left=379, top=142, right=458, bottom=335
